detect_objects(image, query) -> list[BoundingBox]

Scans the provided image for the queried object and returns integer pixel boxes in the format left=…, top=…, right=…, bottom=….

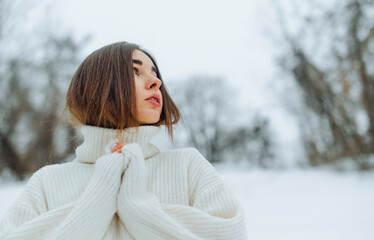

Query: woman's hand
left=111, top=142, right=127, bottom=153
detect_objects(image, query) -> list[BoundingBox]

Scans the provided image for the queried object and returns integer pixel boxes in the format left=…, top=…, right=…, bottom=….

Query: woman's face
left=132, top=49, right=163, bottom=125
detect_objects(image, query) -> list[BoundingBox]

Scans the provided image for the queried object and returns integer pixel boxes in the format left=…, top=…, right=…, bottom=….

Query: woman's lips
left=146, top=99, right=161, bottom=107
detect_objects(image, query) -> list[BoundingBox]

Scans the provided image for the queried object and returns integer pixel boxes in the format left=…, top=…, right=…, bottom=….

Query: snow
left=218, top=168, right=374, bottom=240
left=1, top=168, right=374, bottom=240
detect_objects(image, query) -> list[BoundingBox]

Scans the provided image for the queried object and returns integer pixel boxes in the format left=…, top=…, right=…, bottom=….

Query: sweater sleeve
left=117, top=143, right=247, bottom=240
left=0, top=152, right=125, bottom=240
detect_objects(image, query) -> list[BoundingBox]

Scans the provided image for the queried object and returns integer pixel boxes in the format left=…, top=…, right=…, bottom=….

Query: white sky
left=49, top=0, right=302, bottom=164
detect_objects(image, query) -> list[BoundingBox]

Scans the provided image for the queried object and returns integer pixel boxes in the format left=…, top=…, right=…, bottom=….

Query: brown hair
left=60, top=41, right=180, bottom=140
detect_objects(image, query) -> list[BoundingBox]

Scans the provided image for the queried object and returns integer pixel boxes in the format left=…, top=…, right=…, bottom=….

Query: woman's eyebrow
left=132, top=59, right=158, bottom=74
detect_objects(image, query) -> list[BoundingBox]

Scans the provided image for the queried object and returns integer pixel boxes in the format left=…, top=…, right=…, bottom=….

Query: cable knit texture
left=0, top=125, right=248, bottom=240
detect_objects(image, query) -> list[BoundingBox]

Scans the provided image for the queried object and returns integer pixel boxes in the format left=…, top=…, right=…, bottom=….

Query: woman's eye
left=133, top=68, right=139, bottom=75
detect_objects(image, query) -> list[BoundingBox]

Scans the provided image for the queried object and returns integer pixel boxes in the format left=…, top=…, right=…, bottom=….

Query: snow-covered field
left=1, top=168, right=374, bottom=240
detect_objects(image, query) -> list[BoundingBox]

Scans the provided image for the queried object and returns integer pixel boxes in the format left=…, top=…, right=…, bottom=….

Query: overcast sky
left=49, top=0, right=302, bottom=164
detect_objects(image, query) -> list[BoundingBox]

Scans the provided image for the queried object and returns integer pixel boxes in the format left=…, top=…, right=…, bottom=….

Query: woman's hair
left=61, top=41, right=180, bottom=140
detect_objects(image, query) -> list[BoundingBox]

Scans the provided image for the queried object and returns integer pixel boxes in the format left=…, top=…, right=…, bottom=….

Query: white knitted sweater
left=0, top=125, right=247, bottom=240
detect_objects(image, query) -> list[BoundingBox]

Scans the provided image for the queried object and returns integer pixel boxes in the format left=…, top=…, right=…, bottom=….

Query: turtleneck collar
left=73, top=125, right=161, bottom=164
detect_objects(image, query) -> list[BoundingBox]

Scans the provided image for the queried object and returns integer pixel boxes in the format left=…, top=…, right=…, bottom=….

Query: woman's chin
left=137, top=110, right=161, bottom=125
left=138, top=117, right=161, bottom=125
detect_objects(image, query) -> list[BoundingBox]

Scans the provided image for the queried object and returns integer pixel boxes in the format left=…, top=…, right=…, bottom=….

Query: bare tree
left=169, top=75, right=274, bottom=167
left=269, top=0, right=374, bottom=170
left=0, top=1, right=84, bottom=179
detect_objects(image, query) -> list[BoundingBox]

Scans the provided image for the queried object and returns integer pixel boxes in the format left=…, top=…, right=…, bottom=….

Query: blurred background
left=0, top=0, right=374, bottom=239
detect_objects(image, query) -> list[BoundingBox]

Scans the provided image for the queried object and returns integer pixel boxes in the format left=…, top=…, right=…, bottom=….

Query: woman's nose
left=147, top=75, right=162, bottom=90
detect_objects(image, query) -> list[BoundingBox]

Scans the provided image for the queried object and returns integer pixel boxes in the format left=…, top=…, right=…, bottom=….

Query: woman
left=0, top=42, right=248, bottom=240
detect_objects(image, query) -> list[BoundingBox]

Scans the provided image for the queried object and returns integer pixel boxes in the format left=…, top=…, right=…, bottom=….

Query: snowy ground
left=1, top=167, right=374, bottom=240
